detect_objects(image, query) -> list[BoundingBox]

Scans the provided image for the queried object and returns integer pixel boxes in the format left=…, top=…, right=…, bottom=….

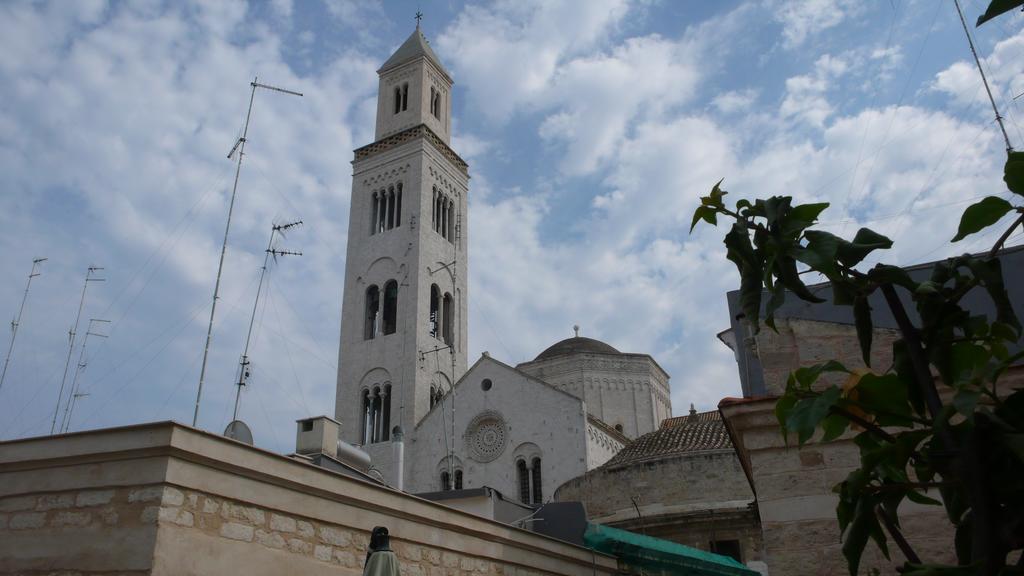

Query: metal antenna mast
left=51, top=266, right=104, bottom=434
left=193, top=77, right=303, bottom=427
left=231, top=220, right=303, bottom=422
left=954, top=0, right=1014, bottom=152
left=61, top=318, right=109, bottom=433
left=0, top=257, right=46, bottom=395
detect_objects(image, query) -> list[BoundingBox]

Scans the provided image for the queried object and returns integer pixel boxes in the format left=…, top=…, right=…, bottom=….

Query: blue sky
left=0, top=0, right=1022, bottom=453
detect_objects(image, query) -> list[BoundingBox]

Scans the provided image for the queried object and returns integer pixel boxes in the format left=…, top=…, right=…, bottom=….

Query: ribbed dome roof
left=534, top=336, right=620, bottom=362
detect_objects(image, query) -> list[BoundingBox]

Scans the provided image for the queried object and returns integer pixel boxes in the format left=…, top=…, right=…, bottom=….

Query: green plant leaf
left=791, top=360, right=849, bottom=389
left=842, top=496, right=877, bottom=576
left=1005, top=150, right=1024, bottom=195
left=853, top=295, right=873, bottom=367
left=964, top=256, right=1022, bottom=334
left=952, top=389, right=981, bottom=422
left=821, top=413, right=849, bottom=442
left=689, top=205, right=716, bottom=233
left=976, top=0, right=1024, bottom=26
left=951, top=196, right=1014, bottom=242
left=787, top=386, right=842, bottom=445
left=905, top=490, right=942, bottom=506
left=856, top=373, right=912, bottom=426
left=837, top=228, right=893, bottom=267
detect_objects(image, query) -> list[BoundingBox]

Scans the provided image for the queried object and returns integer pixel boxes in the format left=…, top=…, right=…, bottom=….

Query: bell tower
left=335, top=24, right=469, bottom=460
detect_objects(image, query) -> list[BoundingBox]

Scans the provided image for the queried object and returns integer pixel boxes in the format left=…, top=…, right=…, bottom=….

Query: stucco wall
left=0, top=422, right=618, bottom=576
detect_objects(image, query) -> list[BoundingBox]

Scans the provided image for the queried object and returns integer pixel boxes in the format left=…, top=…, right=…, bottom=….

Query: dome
left=534, top=336, right=620, bottom=362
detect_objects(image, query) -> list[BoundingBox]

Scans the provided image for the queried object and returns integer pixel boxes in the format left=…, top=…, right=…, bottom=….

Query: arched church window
left=393, top=86, right=401, bottom=114
left=433, top=91, right=442, bottom=120
left=435, top=194, right=443, bottom=234
left=431, top=187, right=437, bottom=231
left=454, top=470, right=463, bottom=490
left=364, top=285, right=380, bottom=340
left=360, top=389, right=371, bottom=444
left=386, top=186, right=396, bottom=229
left=441, top=470, right=451, bottom=491
left=430, top=87, right=436, bottom=117
left=531, top=457, right=543, bottom=504
left=370, top=191, right=378, bottom=235
left=401, top=83, right=408, bottom=112
left=429, top=285, right=440, bottom=338
left=440, top=197, right=447, bottom=239
left=371, top=386, right=382, bottom=442
left=447, top=201, right=454, bottom=244
left=377, top=189, right=387, bottom=234
left=382, top=280, right=398, bottom=335
left=380, top=384, right=391, bottom=442
left=395, top=183, right=402, bottom=228
left=442, top=292, right=453, bottom=345
left=517, top=460, right=530, bottom=504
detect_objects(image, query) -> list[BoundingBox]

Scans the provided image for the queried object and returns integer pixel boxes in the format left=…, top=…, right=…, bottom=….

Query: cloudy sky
left=0, top=0, right=1022, bottom=453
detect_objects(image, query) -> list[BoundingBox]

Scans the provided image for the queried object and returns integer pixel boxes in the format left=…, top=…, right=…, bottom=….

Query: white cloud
left=712, top=89, right=759, bottom=114
left=773, top=0, right=859, bottom=50
left=436, top=0, right=631, bottom=123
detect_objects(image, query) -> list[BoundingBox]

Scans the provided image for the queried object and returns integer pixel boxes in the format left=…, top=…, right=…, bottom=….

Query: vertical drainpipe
left=392, top=426, right=405, bottom=491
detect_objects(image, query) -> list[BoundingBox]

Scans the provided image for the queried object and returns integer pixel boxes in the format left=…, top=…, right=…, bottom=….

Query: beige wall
left=555, top=450, right=762, bottom=565
left=721, top=317, right=1024, bottom=574
left=0, top=422, right=618, bottom=576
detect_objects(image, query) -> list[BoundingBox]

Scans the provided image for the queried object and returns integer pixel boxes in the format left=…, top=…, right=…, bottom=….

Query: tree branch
left=876, top=505, right=922, bottom=565
left=989, top=212, right=1024, bottom=258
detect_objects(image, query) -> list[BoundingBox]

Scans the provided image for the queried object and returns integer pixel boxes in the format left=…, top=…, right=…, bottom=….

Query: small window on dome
left=481, top=379, right=492, bottom=391
left=614, top=423, right=623, bottom=433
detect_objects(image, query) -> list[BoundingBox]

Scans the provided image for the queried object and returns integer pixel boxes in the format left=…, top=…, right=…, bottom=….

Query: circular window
left=465, top=410, right=508, bottom=463
left=614, top=423, right=624, bottom=433
left=481, top=378, right=492, bottom=391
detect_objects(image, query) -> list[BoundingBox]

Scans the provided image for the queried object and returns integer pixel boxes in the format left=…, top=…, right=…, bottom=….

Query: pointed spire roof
left=378, top=27, right=451, bottom=79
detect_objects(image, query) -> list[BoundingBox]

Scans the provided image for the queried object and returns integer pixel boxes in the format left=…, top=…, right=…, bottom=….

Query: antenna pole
left=954, top=0, right=1014, bottom=152
left=61, top=318, right=109, bottom=433
left=232, top=221, right=302, bottom=422
left=193, top=77, right=303, bottom=428
left=51, top=266, right=104, bottom=434
left=0, top=257, right=46, bottom=395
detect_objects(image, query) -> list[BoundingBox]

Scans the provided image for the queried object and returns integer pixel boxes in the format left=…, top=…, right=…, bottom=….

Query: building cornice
left=354, top=124, right=468, bottom=176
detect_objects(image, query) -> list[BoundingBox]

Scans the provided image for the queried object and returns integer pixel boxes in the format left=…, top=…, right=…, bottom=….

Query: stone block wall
left=0, top=422, right=618, bottom=576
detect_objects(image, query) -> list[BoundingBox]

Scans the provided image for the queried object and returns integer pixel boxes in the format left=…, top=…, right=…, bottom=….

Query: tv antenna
left=60, top=318, right=109, bottom=433
left=193, top=77, right=303, bottom=428
left=51, top=266, right=104, bottom=434
left=954, top=0, right=1014, bottom=152
left=231, top=220, right=303, bottom=423
left=0, top=257, right=46, bottom=395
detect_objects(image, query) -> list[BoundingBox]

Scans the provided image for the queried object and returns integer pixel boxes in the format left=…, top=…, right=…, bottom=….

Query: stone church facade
left=333, top=26, right=678, bottom=505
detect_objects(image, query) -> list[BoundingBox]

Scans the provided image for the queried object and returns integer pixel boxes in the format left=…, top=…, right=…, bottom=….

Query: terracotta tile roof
left=602, top=410, right=733, bottom=468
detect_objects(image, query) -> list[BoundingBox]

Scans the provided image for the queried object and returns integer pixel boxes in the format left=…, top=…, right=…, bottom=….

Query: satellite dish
left=224, top=420, right=253, bottom=445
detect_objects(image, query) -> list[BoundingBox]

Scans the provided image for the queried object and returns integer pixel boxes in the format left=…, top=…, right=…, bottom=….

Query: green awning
left=583, top=523, right=759, bottom=576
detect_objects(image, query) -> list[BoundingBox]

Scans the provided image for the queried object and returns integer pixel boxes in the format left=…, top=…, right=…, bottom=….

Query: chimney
left=295, top=416, right=340, bottom=459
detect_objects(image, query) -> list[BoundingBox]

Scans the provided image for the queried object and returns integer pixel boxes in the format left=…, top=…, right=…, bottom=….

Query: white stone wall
left=375, top=56, right=452, bottom=143
left=584, top=421, right=625, bottom=470
left=336, top=71, right=469, bottom=447
left=404, top=356, right=589, bottom=505
left=517, top=353, right=671, bottom=439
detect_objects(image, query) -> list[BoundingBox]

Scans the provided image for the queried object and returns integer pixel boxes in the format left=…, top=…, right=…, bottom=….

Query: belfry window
left=429, top=285, right=440, bottom=338
left=382, top=280, right=398, bottom=335
left=454, top=470, right=463, bottom=490
left=440, top=471, right=450, bottom=491
left=364, top=285, right=380, bottom=340
left=393, top=86, right=401, bottom=114
left=442, top=292, right=453, bottom=345
left=430, top=87, right=436, bottom=117
left=371, top=183, right=403, bottom=235
left=386, top=186, right=396, bottom=229
left=447, top=201, right=455, bottom=244
left=361, top=384, right=391, bottom=444
left=433, top=91, right=442, bottom=120
left=401, top=83, right=408, bottom=111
